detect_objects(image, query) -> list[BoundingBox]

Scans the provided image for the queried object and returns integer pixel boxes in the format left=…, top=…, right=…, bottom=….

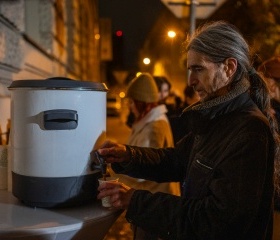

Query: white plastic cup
left=98, top=177, right=119, bottom=207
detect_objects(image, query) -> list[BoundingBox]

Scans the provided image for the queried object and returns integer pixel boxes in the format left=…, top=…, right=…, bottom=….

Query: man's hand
left=97, top=140, right=130, bottom=163
left=97, top=181, right=135, bottom=209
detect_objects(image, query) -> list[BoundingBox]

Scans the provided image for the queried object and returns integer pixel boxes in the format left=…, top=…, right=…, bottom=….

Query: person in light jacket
left=97, top=21, right=280, bottom=240
left=110, top=72, right=180, bottom=239
left=117, top=72, right=180, bottom=196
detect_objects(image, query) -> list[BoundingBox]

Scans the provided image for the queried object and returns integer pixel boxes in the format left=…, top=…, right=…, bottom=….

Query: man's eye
left=189, top=67, right=203, bottom=73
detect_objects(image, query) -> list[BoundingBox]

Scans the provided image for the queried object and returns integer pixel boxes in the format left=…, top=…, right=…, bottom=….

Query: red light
left=116, top=30, right=123, bottom=37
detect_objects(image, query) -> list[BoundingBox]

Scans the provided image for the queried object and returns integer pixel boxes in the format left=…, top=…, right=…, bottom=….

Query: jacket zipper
left=196, top=159, right=213, bottom=170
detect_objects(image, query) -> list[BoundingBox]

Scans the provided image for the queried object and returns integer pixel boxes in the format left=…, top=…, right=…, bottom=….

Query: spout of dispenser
left=92, top=151, right=107, bottom=177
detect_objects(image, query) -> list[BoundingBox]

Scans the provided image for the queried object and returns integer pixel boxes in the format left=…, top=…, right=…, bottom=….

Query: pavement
left=103, top=211, right=134, bottom=240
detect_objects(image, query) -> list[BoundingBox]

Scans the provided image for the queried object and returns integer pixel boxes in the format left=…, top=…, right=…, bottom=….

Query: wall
left=0, top=0, right=101, bottom=134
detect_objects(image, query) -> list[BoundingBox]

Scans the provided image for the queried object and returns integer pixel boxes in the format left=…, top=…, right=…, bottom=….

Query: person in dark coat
left=258, top=56, right=280, bottom=131
left=96, top=21, right=280, bottom=240
left=258, top=56, right=280, bottom=240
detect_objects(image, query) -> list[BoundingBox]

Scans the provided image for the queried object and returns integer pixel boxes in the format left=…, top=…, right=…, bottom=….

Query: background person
left=258, top=56, right=280, bottom=127
left=180, top=85, right=200, bottom=110
left=153, top=75, right=182, bottom=117
left=169, top=85, right=201, bottom=144
left=153, top=76, right=172, bottom=105
left=126, top=75, right=174, bottom=128
left=111, top=72, right=180, bottom=239
left=258, top=56, right=280, bottom=240
left=97, top=21, right=280, bottom=240
left=120, top=73, right=180, bottom=194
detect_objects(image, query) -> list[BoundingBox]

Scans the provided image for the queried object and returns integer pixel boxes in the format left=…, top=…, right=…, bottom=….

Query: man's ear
left=224, top=58, right=237, bottom=78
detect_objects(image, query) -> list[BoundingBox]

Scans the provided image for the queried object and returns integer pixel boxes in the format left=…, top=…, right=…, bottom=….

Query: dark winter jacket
left=271, top=98, right=280, bottom=211
left=112, top=80, right=275, bottom=240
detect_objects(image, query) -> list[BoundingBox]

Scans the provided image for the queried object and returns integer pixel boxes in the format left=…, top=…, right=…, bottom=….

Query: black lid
left=8, top=77, right=108, bottom=91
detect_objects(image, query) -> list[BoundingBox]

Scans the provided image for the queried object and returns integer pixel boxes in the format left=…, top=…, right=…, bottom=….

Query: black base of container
left=12, top=171, right=102, bottom=208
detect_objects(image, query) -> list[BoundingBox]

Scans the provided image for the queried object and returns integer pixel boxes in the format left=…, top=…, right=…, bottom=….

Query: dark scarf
left=180, top=79, right=250, bottom=134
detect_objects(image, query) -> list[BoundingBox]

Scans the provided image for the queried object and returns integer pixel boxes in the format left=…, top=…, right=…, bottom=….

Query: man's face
left=187, top=50, right=230, bottom=102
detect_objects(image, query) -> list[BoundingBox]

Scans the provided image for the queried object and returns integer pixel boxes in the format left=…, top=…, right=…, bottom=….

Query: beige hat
left=258, top=56, right=280, bottom=79
left=126, top=73, right=158, bottom=103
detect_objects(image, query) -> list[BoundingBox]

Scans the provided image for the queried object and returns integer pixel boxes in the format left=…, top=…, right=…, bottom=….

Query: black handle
left=44, top=109, right=78, bottom=130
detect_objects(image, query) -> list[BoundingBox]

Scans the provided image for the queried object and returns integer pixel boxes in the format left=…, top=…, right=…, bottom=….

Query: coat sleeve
left=111, top=133, right=191, bottom=183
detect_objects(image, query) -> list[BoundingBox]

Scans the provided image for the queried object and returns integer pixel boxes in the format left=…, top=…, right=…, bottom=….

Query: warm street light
left=119, top=91, right=125, bottom=98
left=143, top=57, right=151, bottom=65
left=162, top=0, right=225, bottom=35
left=167, top=30, right=176, bottom=38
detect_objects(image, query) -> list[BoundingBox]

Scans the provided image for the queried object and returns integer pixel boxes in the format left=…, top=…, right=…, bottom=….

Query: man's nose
left=188, top=73, right=197, bottom=86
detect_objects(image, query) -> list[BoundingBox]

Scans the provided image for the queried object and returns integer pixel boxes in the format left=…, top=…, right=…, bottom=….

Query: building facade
left=0, top=0, right=101, bottom=134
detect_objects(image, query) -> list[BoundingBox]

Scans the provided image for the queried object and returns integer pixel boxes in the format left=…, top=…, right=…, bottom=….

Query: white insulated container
left=8, top=77, right=108, bottom=207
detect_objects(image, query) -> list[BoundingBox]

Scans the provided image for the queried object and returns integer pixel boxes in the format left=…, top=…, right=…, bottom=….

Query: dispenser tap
left=94, top=151, right=107, bottom=181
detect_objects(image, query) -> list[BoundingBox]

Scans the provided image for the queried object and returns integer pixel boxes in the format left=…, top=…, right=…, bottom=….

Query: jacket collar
left=183, top=79, right=250, bottom=117
left=181, top=79, right=252, bottom=134
left=132, top=104, right=168, bottom=133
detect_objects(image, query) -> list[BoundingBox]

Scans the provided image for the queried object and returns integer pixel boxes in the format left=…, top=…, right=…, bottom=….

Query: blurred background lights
left=116, top=30, right=123, bottom=37
left=143, top=57, right=151, bottom=65
left=119, top=91, right=125, bottom=98
left=167, top=30, right=176, bottom=38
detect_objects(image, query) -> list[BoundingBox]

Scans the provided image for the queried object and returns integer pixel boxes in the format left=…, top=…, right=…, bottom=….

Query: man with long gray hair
left=96, top=21, right=280, bottom=240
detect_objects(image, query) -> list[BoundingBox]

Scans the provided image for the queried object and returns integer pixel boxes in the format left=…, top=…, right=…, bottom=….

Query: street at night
left=0, top=1, right=280, bottom=239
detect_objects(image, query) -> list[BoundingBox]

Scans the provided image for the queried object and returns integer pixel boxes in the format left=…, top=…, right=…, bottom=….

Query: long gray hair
left=184, top=20, right=280, bottom=193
